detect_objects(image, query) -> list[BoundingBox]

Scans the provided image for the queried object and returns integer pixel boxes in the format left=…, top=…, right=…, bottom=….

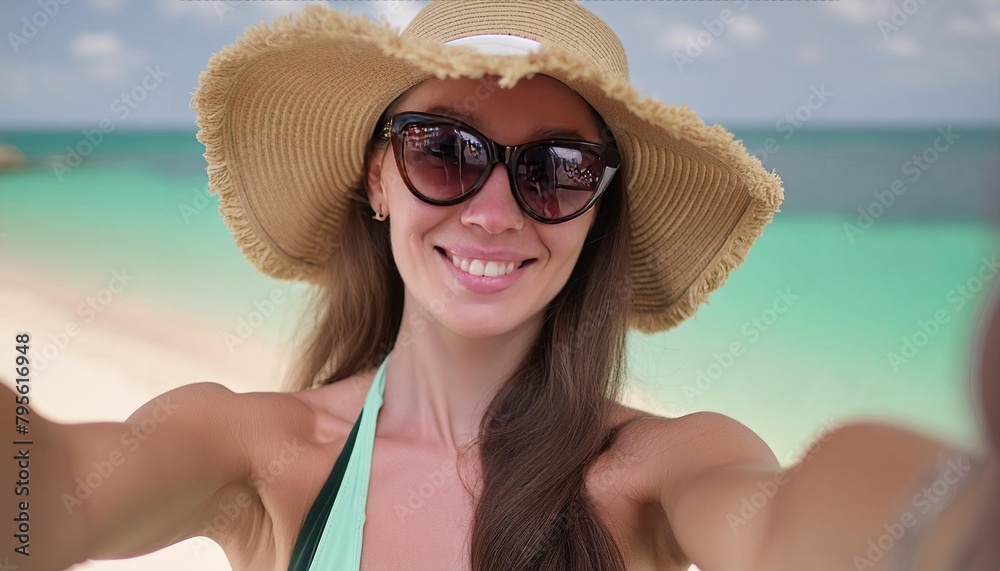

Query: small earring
left=372, top=206, right=387, bottom=222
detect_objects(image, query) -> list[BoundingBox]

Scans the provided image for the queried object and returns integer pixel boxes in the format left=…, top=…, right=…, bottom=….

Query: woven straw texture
left=192, top=0, right=784, bottom=334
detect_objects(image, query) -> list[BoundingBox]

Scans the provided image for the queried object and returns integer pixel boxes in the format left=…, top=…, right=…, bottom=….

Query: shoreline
left=0, top=264, right=295, bottom=422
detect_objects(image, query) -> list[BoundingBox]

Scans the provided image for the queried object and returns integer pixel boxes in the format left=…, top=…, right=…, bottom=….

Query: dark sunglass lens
left=401, top=124, right=489, bottom=201
left=515, top=145, right=607, bottom=220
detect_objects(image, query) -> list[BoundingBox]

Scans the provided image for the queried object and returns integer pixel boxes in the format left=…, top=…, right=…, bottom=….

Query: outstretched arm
left=0, top=379, right=268, bottom=570
left=661, top=414, right=997, bottom=571
left=665, top=283, right=1000, bottom=571
left=753, top=421, right=996, bottom=571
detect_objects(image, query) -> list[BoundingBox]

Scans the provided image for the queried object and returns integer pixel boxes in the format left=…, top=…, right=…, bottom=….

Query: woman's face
left=367, top=74, right=608, bottom=339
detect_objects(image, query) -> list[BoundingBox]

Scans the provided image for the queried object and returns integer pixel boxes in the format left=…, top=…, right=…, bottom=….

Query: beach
left=0, top=265, right=292, bottom=570
left=2, top=228, right=995, bottom=569
left=0, top=259, right=686, bottom=571
left=1, top=127, right=997, bottom=570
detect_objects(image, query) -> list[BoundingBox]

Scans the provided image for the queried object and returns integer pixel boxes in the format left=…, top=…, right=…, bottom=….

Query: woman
left=3, top=2, right=997, bottom=570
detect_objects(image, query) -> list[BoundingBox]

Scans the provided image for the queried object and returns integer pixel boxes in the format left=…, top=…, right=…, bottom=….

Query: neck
left=377, top=301, right=542, bottom=455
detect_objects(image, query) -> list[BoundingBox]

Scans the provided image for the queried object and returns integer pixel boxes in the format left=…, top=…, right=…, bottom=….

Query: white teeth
left=446, top=252, right=522, bottom=277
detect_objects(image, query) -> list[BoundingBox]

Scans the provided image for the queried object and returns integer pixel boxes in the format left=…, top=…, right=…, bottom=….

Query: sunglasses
left=377, top=111, right=621, bottom=224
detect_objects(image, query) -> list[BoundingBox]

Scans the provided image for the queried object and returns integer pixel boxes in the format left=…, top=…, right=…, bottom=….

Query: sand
left=0, top=266, right=678, bottom=571
left=0, top=267, right=288, bottom=570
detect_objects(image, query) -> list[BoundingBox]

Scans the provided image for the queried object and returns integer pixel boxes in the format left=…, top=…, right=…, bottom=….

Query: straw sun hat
left=192, top=0, right=784, bottom=334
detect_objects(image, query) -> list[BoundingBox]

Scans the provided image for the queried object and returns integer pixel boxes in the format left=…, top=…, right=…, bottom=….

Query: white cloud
left=657, top=24, right=706, bottom=52
left=0, top=65, right=35, bottom=98
left=881, top=35, right=923, bottom=57
left=71, top=32, right=121, bottom=58
left=985, top=11, right=1000, bottom=34
left=71, top=32, right=147, bottom=81
left=729, top=16, right=765, bottom=45
left=947, top=11, right=1000, bottom=38
left=948, top=16, right=984, bottom=37
left=824, top=0, right=891, bottom=26
left=87, top=0, right=124, bottom=12
left=653, top=17, right=759, bottom=63
left=365, top=0, right=425, bottom=31
left=156, top=0, right=329, bottom=26
left=246, top=0, right=329, bottom=18
left=0, top=61, right=73, bottom=99
left=156, top=0, right=231, bottom=24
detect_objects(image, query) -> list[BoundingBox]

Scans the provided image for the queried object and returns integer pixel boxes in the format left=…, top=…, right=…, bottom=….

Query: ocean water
left=1, top=127, right=998, bottom=461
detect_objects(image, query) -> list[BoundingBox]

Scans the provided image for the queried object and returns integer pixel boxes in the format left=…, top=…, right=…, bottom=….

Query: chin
left=437, top=308, right=527, bottom=339
left=402, top=282, right=547, bottom=340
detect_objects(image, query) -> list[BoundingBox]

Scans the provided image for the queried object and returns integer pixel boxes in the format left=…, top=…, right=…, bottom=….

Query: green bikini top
left=288, top=354, right=389, bottom=570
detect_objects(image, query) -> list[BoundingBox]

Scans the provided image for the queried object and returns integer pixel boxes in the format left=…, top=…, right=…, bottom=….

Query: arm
left=0, top=379, right=263, bottom=570
left=754, top=420, right=995, bottom=571
left=666, top=283, right=1000, bottom=570
left=661, top=415, right=996, bottom=571
left=655, top=411, right=781, bottom=571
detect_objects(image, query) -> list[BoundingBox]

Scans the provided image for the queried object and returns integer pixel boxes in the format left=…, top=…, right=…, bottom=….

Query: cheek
left=388, top=209, right=431, bottom=271
left=385, top=193, right=450, bottom=281
left=383, top=153, right=451, bottom=232
left=539, top=221, right=591, bottom=274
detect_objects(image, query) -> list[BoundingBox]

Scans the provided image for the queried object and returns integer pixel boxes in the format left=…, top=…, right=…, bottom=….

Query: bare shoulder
left=653, top=410, right=776, bottom=464
left=189, top=374, right=374, bottom=570
left=285, top=371, right=374, bottom=442
left=595, top=404, right=777, bottom=505
left=223, top=369, right=375, bottom=456
left=588, top=405, right=777, bottom=569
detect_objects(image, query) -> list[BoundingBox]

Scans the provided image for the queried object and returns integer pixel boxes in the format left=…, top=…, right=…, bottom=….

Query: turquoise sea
left=1, top=127, right=998, bottom=461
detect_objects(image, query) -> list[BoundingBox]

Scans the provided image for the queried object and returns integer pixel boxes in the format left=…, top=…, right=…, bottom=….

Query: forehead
left=392, top=75, right=606, bottom=144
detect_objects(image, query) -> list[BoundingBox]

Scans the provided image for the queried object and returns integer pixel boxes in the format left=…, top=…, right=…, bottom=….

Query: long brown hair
left=286, top=102, right=633, bottom=571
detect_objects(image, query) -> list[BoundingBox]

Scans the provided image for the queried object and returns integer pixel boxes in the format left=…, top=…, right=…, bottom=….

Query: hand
left=946, top=279, right=1000, bottom=571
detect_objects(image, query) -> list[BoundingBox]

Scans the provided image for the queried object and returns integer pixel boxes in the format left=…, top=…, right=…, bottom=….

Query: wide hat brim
left=192, top=2, right=783, bottom=334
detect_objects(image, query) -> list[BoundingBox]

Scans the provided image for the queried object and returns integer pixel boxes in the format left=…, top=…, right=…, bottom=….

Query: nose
left=459, top=163, right=525, bottom=234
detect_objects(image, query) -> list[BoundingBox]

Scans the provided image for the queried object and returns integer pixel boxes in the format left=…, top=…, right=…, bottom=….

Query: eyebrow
left=423, top=104, right=591, bottom=141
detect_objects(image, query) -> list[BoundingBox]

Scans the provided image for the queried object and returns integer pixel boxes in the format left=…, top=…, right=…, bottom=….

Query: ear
left=366, top=143, right=388, bottom=212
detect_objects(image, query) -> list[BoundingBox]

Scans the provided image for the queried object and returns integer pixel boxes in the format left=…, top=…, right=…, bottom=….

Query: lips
left=449, top=254, right=520, bottom=277
left=434, top=247, right=535, bottom=294
left=435, top=247, right=533, bottom=277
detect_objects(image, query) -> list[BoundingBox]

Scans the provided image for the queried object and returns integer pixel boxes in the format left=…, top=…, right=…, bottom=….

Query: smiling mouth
left=434, top=247, right=535, bottom=277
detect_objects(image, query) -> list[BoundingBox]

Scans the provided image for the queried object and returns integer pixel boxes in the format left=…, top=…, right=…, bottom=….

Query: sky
left=0, top=0, right=998, bottom=129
